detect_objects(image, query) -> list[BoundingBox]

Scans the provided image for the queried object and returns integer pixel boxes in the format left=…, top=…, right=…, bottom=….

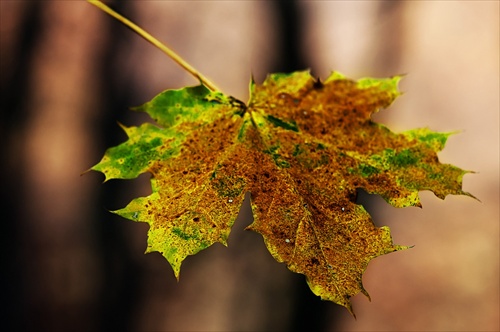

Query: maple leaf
left=91, top=71, right=473, bottom=314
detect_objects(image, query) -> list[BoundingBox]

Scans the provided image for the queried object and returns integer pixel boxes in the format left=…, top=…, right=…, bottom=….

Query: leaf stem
left=88, top=0, right=221, bottom=92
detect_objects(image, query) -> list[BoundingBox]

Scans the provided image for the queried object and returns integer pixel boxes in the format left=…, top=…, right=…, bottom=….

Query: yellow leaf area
left=92, top=71, right=473, bottom=314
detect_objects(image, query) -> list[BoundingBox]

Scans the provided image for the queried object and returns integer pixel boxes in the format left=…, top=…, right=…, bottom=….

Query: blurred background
left=1, top=1, right=498, bottom=331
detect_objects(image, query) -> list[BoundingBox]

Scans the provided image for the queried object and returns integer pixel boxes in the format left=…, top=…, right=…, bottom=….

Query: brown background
left=1, top=1, right=498, bottom=331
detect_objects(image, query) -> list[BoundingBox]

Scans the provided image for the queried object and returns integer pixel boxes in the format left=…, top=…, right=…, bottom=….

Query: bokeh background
left=1, top=1, right=498, bottom=331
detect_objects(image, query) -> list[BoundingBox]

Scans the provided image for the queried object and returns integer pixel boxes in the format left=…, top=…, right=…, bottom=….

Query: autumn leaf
left=91, top=71, right=473, bottom=314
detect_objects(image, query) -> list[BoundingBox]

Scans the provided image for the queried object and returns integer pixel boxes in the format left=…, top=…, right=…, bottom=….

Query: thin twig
left=88, top=0, right=221, bottom=92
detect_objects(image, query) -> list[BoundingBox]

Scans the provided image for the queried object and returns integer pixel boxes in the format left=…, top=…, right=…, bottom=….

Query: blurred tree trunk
left=2, top=2, right=110, bottom=331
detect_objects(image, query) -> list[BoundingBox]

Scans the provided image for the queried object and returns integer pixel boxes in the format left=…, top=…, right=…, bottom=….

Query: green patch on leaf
left=387, top=148, right=419, bottom=168
left=359, top=163, right=380, bottom=177
left=266, top=114, right=299, bottom=132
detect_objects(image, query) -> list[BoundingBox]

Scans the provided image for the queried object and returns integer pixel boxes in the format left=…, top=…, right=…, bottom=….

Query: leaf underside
left=92, top=71, right=473, bottom=315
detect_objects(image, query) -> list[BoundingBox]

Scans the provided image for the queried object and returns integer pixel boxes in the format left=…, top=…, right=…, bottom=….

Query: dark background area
left=1, top=1, right=498, bottom=331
